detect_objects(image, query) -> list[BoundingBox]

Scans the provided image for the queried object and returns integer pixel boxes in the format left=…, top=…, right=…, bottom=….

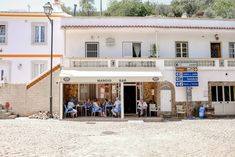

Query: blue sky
left=0, top=0, right=172, bottom=12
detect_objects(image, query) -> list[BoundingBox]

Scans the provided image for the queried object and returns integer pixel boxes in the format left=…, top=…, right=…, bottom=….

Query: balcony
left=62, top=57, right=235, bottom=70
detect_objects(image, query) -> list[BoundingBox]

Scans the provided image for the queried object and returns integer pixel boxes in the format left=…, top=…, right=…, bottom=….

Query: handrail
left=26, top=64, right=61, bottom=90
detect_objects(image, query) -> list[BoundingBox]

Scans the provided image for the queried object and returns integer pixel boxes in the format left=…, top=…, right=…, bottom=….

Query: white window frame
left=31, top=61, right=47, bottom=79
left=175, top=41, right=188, bottom=58
left=31, top=22, right=47, bottom=45
left=229, top=42, right=235, bottom=58
left=85, top=42, right=99, bottom=57
left=0, top=22, right=7, bottom=45
left=211, top=85, right=235, bottom=103
left=122, top=41, right=142, bottom=57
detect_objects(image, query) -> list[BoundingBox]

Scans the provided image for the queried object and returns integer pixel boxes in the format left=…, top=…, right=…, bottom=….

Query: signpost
left=175, top=64, right=199, bottom=104
left=175, top=66, right=199, bottom=87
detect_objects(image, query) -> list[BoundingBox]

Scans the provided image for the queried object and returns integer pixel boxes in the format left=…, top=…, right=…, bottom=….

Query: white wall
left=158, top=31, right=235, bottom=58
left=0, top=16, right=64, bottom=84
left=162, top=68, right=235, bottom=102
left=66, top=30, right=155, bottom=58
left=0, top=16, right=64, bottom=55
left=66, top=29, right=235, bottom=59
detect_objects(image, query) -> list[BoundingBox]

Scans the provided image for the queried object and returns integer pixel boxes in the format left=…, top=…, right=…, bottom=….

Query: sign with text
left=175, top=66, right=199, bottom=87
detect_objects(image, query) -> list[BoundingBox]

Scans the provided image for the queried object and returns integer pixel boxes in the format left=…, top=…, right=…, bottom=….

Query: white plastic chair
left=149, top=104, right=158, bottom=117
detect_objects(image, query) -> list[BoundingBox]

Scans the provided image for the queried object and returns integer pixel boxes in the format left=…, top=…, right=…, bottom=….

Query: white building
left=0, top=1, right=235, bottom=118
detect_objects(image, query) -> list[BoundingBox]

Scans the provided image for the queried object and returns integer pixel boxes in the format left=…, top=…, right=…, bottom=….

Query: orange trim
left=0, top=13, right=64, bottom=18
left=0, top=54, right=63, bottom=58
left=26, top=64, right=61, bottom=89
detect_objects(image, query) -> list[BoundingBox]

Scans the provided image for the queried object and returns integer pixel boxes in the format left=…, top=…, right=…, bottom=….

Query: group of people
left=64, top=97, right=149, bottom=118
left=64, top=97, right=121, bottom=118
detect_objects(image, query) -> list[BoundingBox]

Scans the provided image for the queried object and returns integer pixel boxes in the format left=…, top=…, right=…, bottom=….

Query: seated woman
left=92, top=99, right=102, bottom=116
left=112, top=98, right=121, bottom=117
left=137, top=99, right=147, bottom=117
left=67, top=98, right=78, bottom=118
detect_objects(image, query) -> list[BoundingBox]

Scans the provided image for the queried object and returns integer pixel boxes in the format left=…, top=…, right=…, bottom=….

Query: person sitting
left=101, top=99, right=108, bottom=117
left=105, top=99, right=113, bottom=117
left=112, top=98, right=121, bottom=117
left=67, top=98, right=77, bottom=118
left=137, top=99, right=147, bottom=117
left=92, top=99, right=102, bottom=116
left=84, top=99, right=92, bottom=116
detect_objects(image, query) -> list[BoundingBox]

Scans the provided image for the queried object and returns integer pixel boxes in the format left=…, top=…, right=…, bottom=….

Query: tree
left=79, top=0, right=96, bottom=16
left=211, top=0, right=235, bottom=18
left=61, top=3, right=72, bottom=15
left=171, top=0, right=200, bottom=17
left=105, top=0, right=156, bottom=16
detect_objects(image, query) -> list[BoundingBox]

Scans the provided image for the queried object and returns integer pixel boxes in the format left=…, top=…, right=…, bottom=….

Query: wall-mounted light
left=0, top=48, right=3, bottom=52
left=17, top=63, right=22, bottom=70
left=215, top=34, right=219, bottom=41
left=151, top=89, right=155, bottom=96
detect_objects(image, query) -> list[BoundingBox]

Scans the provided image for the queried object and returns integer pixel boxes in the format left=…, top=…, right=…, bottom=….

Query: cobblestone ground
left=0, top=118, right=235, bottom=157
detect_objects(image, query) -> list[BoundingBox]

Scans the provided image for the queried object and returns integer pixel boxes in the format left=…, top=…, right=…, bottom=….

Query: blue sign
left=176, top=77, right=198, bottom=82
left=176, top=72, right=198, bottom=77
left=176, top=82, right=199, bottom=87
left=175, top=72, right=199, bottom=87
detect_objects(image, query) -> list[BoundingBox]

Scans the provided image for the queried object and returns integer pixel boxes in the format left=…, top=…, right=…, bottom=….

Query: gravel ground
left=0, top=118, right=235, bottom=157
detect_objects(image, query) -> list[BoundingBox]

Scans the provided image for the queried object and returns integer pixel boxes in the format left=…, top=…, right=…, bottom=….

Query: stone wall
left=0, top=69, right=60, bottom=116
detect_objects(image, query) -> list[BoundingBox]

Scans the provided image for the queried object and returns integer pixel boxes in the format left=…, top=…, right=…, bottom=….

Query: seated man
left=137, top=99, right=147, bottom=117
left=112, top=98, right=121, bottom=117
left=105, top=99, right=113, bottom=117
left=67, top=98, right=77, bottom=118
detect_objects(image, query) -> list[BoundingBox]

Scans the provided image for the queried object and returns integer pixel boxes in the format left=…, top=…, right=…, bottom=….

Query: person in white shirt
left=137, top=99, right=147, bottom=117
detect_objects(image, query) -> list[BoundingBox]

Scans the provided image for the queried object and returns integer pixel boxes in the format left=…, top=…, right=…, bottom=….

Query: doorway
left=124, top=86, right=136, bottom=114
left=160, top=90, right=172, bottom=112
left=211, top=43, right=221, bottom=58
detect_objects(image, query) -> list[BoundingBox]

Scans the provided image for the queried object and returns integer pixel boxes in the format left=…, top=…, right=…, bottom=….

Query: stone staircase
left=0, top=104, right=17, bottom=119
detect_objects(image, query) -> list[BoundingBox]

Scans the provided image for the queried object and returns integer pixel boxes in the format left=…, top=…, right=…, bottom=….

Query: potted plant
left=150, top=43, right=157, bottom=58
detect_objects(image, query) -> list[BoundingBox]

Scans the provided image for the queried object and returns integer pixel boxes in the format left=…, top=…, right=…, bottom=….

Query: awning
left=60, top=70, right=162, bottom=83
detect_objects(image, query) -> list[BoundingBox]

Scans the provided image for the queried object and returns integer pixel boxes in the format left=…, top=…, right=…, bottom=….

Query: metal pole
left=50, top=19, right=53, bottom=117
left=100, top=0, right=102, bottom=16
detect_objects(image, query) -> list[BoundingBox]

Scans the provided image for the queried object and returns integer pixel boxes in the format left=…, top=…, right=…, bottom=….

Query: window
left=0, top=25, right=6, bottom=44
left=229, top=42, right=235, bottom=58
left=80, top=84, right=96, bottom=101
left=32, top=62, right=47, bottom=78
left=175, top=42, right=188, bottom=58
left=86, top=42, right=99, bottom=57
left=122, top=42, right=141, bottom=57
left=211, top=85, right=235, bottom=102
left=32, top=23, right=47, bottom=44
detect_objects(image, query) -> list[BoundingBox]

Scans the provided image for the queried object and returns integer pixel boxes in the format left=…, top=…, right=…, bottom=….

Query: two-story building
left=0, top=1, right=235, bottom=119
left=59, top=17, right=235, bottom=119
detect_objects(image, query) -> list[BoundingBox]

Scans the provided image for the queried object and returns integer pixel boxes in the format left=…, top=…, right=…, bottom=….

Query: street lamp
left=43, top=2, right=53, bottom=117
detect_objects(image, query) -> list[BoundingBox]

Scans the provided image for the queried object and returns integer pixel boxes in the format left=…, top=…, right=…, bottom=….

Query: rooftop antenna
left=27, top=4, right=31, bottom=12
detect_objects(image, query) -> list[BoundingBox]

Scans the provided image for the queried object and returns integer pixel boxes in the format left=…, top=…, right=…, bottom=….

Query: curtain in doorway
left=133, top=43, right=141, bottom=57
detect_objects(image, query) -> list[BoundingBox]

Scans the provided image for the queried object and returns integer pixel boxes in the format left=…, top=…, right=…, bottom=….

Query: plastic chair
left=176, top=105, right=186, bottom=118
left=92, top=105, right=102, bottom=117
left=149, top=104, right=158, bottom=117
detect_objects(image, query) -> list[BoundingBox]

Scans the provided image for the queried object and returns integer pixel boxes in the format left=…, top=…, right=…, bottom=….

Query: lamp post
left=43, top=2, right=53, bottom=117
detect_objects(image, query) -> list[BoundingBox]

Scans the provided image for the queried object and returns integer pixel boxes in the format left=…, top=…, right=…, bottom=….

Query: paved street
left=0, top=118, right=235, bottom=157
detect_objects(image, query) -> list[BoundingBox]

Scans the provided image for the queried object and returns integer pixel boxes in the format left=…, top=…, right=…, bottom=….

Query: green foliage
left=61, top=0, right=235, bottom=19
left=79, top=0, right=96, bottom=16
left=105, top=0, right=156, bottom=16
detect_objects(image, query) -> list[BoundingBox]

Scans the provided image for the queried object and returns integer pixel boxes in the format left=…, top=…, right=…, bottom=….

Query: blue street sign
left=176, top=77, right=198, bottom=82
left=176, top=82, right=199, bottom=87
left=175, top=72, right=198, bottom=77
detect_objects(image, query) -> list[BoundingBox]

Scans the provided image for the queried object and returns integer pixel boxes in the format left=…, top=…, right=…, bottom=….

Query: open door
left=211, top=43, right=221, bottom=58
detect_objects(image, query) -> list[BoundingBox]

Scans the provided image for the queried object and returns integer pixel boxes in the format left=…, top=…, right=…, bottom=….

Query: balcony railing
left=63, top=57, right=235, bottom=69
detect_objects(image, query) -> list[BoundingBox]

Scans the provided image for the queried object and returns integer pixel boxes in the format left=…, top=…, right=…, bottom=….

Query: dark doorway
left=124, top=86, right=136, bottom=114
left=211, top=43, right=221, bottom=58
